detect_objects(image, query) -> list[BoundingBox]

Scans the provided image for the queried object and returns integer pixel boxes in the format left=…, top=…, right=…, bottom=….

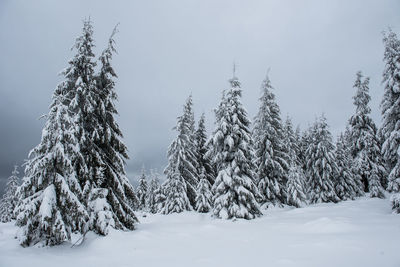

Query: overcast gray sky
left=0, top=0, right=399, bottom=192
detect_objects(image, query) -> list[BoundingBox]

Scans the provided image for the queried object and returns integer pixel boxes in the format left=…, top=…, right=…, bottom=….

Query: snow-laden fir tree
left=14, top=21, right=100, bottom=245
left=286, top=152, right=307, bottom=208
left=87, top=24, right=138, bottom=234
left=348, top=72, right=385, bottom=198
left=305, top=115, right=340, bottom=204
left=0, top=165, right=20, bottom=222
left=147, top=170, right=161, bottom=213
left=253, top=74, right=289, bottom=207
left=195, top=113, right=215, bottom=185
left=208, top=73, right=261, bottom=219
left=164, top=95, right=199, bottom=207
left=299, top=125, right=312, bottom=171
left=195, top=168, right=213, bottom=213
left=381, top=30, right=400, bottom=210
left=136, top=166, right=148, bottom=210
left=15, top=88, right=89, bottom=247
left=343, top=126, right=365, bottom=197
left=154, top=182, right=166, bottom=213
left=283, top=117, right=300, bottom=163
left=162, top=166, right=192, bottom=214
left=15, top=21, right=138, bottom=246
left=205, top=90, right=226, bottom=181
left=334, top=133, right=363, bottom=201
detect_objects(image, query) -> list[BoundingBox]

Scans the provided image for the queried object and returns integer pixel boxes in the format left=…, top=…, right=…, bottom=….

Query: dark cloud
left=0, top=0, right=399, bottom=193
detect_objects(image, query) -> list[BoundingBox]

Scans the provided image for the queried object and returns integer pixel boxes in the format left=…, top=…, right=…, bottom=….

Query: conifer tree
left=154, top=182, right=166, bottom=213
left=253, top=74, right=289, bottom=207
left=348, top=72, right=385, bottom=198
left=209, top=73, right=261, bottom=219
left=298, top=126, right=312, bottom=187
left=15, top=85, right=88, bottom=247
left=305, top=115, right=340, bottom=204
left=195, top=113, right=215, bottom=185
left=195, top=168, right=213, bottom=213
left=0, top=165, right=20, bottom=222
left=147, top=170, right=161, bottom=213
left=15, top=20, right=138, bottom=246
left=381, top=30, right=400, bottom=210
left=286, top=153, right=307, bottom=208
left=334, top=133, right=363, bottom=200
left=283, top=117, right=300, bottom=162
left=136, top=167, right=148, bottom=210
left=14, top=21, right=101, bottom=245
left=162, top=167, right=192, bottom=214
left=341, top=126, right=365, bottom=197
left=164, top=95, right=199, bottom=206
left=88, top=24, right=138, bottom=233
left=205, top=90, right=226, bottom=178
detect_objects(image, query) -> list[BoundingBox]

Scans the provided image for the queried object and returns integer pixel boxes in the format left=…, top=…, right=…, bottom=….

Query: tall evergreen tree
left=205, top=90, right=226, bottom=179
left=147, top=170, right=161, bottom=213
left=154, top=182, right=166, bottom=213
left=161, top=167, right=192, bottom=214
left=0, top=165, right=20, bottom=222
left=14, top=21, right=101, bottom=246
left=195, top=168, right=213, bottom=213
left=253, top=74, right=289, bottom=207
left=334, top=133, right=363, bottom=200
left=305, top=115, right=340, bottom=204
left=283, top=117, right=300, bottom=161
left=164, top=95, right=199, bottom=207
left=286, top=152, right=307, bottom=208
left=381, top=30, right=400, bottom=211
left=349, top=71, right=385, bottom=198
left=136, top=167, right=148, bottom=210
left=195, top=113, right=215, bottom=185
left=15, top=20, right=138, bottom=246
left=209, top=73, right=261, bottom=219
left=15, top=82, right=88, bottom=247
left=84, top=23, right=138, bottom=234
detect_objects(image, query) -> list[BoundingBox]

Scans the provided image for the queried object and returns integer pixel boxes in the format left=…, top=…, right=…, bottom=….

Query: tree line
left=0, top=20, right=399, bottom=247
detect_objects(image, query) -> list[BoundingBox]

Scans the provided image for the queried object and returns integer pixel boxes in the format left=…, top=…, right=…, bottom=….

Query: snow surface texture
left=0, top=197, right=399, bottom=267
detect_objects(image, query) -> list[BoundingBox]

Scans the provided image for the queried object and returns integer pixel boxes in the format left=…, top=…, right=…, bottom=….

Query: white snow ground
left=0, top=197, right=399, bottom=267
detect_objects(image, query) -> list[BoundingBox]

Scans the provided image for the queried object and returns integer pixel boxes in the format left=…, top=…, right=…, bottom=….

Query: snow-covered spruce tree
left=348, top=72, right=385, bottom=198
left=342, top=126, right=365, bottom=198
left=14, top=87, right=88, bottom=247
left=283, top=117, right=300, bottom=162
left=195, top=113, right=215, bottom=185
left=136, top=167, right=148, bottom=210
left=154, top=182, right=166, bottom=213
left=298, top=126, right=312, bottom=180
left=195, top=168, right=213, bottom=213
left=0, top=165, right=20, bottom=222
left=209, top=74, right=261, bottom=219
left=164, top=95, right=199, bottom=207
left=205, top=90, right=226, bottom=180
left=381, top=30, right=400, bottom=211
left=305, top=115, right=340, bottom=204
left=15, top=21, right=138, bottom=246
left=334, top=133, right=363, bottom=201
left=162, top=166, right=192, bottom=214
left=147, top=170, right=161, bottom=213
left=286, top=152, right=307, bottom=208
left=86, top=24, right=138, bottom=234
left=253, top=74, right=289, bottom=207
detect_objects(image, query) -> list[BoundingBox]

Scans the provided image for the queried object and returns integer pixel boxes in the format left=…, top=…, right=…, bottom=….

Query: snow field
left=0, top=197, right=399, bottom=267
